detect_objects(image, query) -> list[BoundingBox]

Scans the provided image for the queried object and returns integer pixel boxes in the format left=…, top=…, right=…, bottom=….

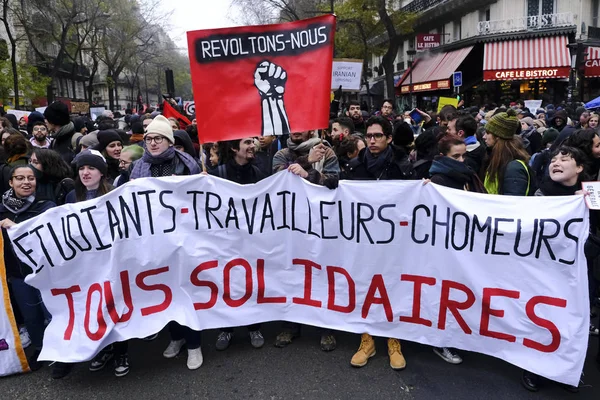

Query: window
left=594, top=0, right=600, bottom=27
left=479, top=8, right=491, bottom=22
left=528, top=0, right=554, bottom=17
left=453, top=20, right=462, bottom=41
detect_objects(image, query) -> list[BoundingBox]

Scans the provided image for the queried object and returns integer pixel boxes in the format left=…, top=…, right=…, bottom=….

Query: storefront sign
left=585, top=59, right=600, bottom=78
left=484, top=67, right=570, bottom=81
left=401, top=79, right=450, bottom=93
left=416, top=34, right=441, bottom=51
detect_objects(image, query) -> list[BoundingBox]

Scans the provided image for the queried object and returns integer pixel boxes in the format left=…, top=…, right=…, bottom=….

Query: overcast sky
left=164, top=0, right=240, bottom=52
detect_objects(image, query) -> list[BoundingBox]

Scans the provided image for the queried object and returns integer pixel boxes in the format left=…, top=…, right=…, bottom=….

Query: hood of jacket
left=174, top=130, right=197, bottom=159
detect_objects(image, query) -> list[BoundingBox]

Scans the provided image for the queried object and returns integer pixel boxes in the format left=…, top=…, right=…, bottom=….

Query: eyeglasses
left=365, top=133, right=386, bottom=140
left=119, top=159, right=132, bottom=166
left=12, top=175, right=35, bottom=182
left=32, top=127, right=47, bottom=132
left=144, top=136, right=164, bottom=145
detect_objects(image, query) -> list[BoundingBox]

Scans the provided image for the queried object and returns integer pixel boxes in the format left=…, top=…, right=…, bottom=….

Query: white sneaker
left=433, top=347, right=463, bottom=364
left=186, top=348, right=203, bottom=370
left=19, top=327, right=31, bottom=349
left=163, top=339, right=185, bottom=358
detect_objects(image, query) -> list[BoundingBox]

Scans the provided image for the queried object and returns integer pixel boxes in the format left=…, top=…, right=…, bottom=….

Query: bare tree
left=230, top=0, right=327, bottom=24
left=0, top=0, right=19, bottom=107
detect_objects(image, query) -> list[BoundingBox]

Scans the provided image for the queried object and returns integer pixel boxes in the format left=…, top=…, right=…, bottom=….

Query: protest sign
left=582, top=181, right=600, bottom=209
left=90, top=107, right=106, bottom=121
left=6, top=110, right=30, bottom=121
left=71, top=102, right=90, bottom=114
left=183, top=101, right=195, bottom=116
left=331, top=59, right=363, bottom=91
left=524, top=100, right=542, bottom=113
left=7, top=173, right=589, bottom=386
left=0, top=236, right=30, bottom=376
left=437, top=96, right=459, bottom=113
left=186, top=15, right=335, bottom=143
left=35, top=107, right=46, bottom=114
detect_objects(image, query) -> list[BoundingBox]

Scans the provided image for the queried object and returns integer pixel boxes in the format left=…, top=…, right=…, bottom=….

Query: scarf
left=364, top=146, right=393, bottom=179
left=85, top=189, right=99, bottom=200
left=142, top=145, right=176, bottom=165
left=7, top=153, right=27, bottom=164
left=130, top=133, right=144, bottom=144
left=2, top=189, right=35, bottom=214
left=464, top=136, right=478, bottom=145
left=53, top=121, right=75, bottom=139
left=429, top=156, right=486, bottom=193
left=131, top=146, right=200, bottom=179
left=538, top=176, right=580, bottom=196
left=286, top=137, right=322, bottom=154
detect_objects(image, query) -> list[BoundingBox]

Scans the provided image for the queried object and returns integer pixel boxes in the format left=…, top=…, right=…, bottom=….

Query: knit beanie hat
left=131, top=121, right=145, bottom=135
left=145, top=115, right=174, bottom=143
left=542, top=128, right=560, bottom=147
left=80, top=132, right=99, bottom=149
left=95, top=129, right=122, bottom=153
left=521, top=117, right=534, bottom=129
left=44, top=101, right=70, bottom=126
left=486, top=108, right=520, bottom=139
left=75, top=149, right=107, bottom=175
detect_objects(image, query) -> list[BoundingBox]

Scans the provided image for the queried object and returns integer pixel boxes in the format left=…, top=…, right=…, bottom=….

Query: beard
left=34, top=135, right=47, bottom=143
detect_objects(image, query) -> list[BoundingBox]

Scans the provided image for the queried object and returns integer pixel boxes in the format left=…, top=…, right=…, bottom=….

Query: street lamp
left=407, top=49, right=417, bottom=109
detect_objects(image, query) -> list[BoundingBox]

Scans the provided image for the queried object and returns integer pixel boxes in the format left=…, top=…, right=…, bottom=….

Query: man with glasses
left=375, top=99, right=395, bottom=122
left=29, top=122, right=52, bottom=148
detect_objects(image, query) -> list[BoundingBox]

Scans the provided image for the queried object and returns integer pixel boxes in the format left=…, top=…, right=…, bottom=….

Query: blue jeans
left=10, top=278, right=49, bottom=350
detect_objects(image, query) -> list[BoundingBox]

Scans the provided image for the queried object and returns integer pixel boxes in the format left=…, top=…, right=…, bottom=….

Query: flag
left=162, top=100, right=191, bottom=129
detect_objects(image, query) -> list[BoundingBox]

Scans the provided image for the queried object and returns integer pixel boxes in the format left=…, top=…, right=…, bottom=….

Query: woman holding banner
left=0, top=165, right=56, bottom=372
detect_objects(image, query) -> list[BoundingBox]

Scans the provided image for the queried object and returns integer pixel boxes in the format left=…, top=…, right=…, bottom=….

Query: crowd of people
left=0, top=96, right=598, bottom=393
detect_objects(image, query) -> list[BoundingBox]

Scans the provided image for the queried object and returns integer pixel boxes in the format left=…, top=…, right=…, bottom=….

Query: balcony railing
left=477, top=12, right=574, bottom=35
left=401, top=0, right=448, bottom=13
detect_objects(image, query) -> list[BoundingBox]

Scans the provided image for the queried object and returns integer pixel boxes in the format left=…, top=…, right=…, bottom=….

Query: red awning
left=483, top=36, right=571, bottom=81
left=585, top=47, right=600, bottom=78
left=399, top=46, right=473, bottom=93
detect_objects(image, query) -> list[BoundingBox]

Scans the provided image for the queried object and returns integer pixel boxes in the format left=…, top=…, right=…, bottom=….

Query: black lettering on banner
left=205, top=192, right=224, bottom=229
left=260, top=193, right=276, bottom=234
left=535, top=218, right=561, bottom=260
left=225, top=198, right=240, bottom=229
left=45, top=219, right=76, bottom=262
left=242, top=198, right=259, bottom=234
left=560, top=218, right=583, bottom=265
left=66, top=213, right=92, bottom=252
left=276, top=191, right=291, bottom=230
left=12, top=231, right=39, bottom=269
left=320, top=201, right=337, bottom=240
left=306, top=198, right=320, bottom=238
left=411, top=205, right=430, bottom=244
left=339, top=201, right=355, bottom=241
left=106, top=200, right=123, bottom=241
left=159, top=191, right=176, bottom=234
left=357, top=202, right=374, bottom=244
left=291, top=192, right=306, bottom=234
left=451, top=212, right=470, bottom=251
left=194, top=22, right=333, bottom=64
left=29, top=225, right=54, bottom=267
left=491, top=218, right=514, bottom=256
left=514, top=219, right=538, bottom=257
left=432, top=205, right=450, bottom=249
left=119, top=193, right=142, bottom=238
left=137, top=190, right=156, bottom=235
left=470, top=215, right=492, bottom=253
left=187, top=190, right=204, bottom=230
left=80, top=206, right=111, bottom=250
left=376, top=204, right=396, bottom=245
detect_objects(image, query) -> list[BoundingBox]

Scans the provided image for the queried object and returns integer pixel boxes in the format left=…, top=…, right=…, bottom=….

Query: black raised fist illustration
left=255, top=60, right=291, bottom=136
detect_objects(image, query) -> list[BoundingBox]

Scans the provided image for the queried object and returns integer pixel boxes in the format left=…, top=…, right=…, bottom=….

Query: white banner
left=0, top=237, right=29, bottom=376
left=6, top=110, right=30, bottom=121
left=331, top=60, right=363, bottom=91
left=7, top=173, right=589, bottom=385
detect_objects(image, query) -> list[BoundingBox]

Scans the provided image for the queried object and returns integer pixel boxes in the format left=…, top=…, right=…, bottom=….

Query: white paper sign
left=524, top=100, right=542, bottom=113
left=7, top=173, right=589, bottom=386
left=6, top=110, right=31, bottom=121
left=331, top=60, right=363, bottom=91
left=582, top=181, right=600, bottom=209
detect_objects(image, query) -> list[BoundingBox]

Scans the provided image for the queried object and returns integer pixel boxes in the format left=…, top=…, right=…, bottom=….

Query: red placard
left=483, top=67, right=570, bottom=81
left=416, top=34, right=441, bottom=51
left=187, top=15, right=335, bottom=143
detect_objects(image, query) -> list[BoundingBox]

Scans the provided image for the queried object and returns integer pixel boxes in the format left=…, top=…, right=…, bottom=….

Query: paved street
left=0, top=323, right=597, bottom=400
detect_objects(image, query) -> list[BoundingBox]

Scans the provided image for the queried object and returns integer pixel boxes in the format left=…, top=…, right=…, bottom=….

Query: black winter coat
left=343, top=145, right=414, bottom=181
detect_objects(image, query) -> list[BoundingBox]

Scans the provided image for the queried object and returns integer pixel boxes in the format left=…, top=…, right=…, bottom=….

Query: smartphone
left=409, top=109, right=423, bottom=124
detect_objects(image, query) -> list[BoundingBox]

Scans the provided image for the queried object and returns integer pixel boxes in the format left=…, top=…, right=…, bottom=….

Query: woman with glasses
left=0, top=165, right=56, bottom=372
left=29, top=148, right=73, bottom=205
left=128, top=115, right=203, bottom=370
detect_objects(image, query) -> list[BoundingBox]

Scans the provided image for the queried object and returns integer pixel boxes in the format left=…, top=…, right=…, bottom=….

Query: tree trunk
left=107, top=74, right=115, bottom=110
left=2, top=4, right=19, bottom=109
left=382, top=52, right=397, bottom=100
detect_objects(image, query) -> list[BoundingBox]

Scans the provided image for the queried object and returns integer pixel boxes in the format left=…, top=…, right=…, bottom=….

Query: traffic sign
left=453, top=71, right=462, bottom=87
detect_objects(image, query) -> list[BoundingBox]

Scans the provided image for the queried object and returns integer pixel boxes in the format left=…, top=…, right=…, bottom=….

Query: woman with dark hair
left=0, top=165, right=55, bottom=372
left=3, top=133, right=30, bottom=166
left=411, top=130, right=438, bottom=179
left=429, top=135, right=486, bottom=193
left=94, top=130, right=123, bottom=183
left=563, top=128, right=600, bottom=179
left=336, top=135, right=365, bottom=172
left=29, top=148, right=73, bottom=205
left=482, top=109, right=533, bottom=195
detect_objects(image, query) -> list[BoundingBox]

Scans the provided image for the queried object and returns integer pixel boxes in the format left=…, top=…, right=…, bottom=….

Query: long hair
left=486, top=136, right=530, bottom=194
left=33, top=148, right=72, bottom=181
left=563, top=129, right=600, bottom=176
left=74, top=173, right=112, bottom=202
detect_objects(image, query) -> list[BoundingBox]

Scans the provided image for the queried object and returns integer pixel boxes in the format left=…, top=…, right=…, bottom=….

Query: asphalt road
left=0, top=323, right=598, bottom=400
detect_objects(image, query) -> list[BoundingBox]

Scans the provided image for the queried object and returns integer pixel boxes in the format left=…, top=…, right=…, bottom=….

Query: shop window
left=593, top=0, right=600, bottom=27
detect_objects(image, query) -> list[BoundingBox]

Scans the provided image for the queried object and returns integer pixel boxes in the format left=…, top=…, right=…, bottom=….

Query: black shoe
left=51, top=362, right=72, bottom=379
left=114, top=354, right=130, bottom=377
left=521, top=371, right=540, bottom=392
left=27, top=349, right=43, bottom=372
left=320, top=334, right=336, bottom=351
left=215, top=331, right=233, bottom=351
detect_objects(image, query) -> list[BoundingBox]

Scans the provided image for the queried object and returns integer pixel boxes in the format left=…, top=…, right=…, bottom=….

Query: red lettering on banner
left=480, top=288, right=520, bottom=342
left=523, top=296, right=567, bottom=353
left=326, top=266, right=356, bottom=313
left=104, top=271, right=134, bottom=324
left=292, top=258, right=322, bottom=308
left=438, top=280, right=475, bottom=334
left=190, top=260, right=219, bottom=310
left=84, top=283, right=107, bottom=341
left=257, top=259, right=287, bottom=304
left=400, top=274, right=436, bottom=327
left=223, top=258, right=253, bottom=307
left=51, top=285, right=81, bottom=340
left=135, top=266, right=172, bottom=316
left=361, top=274, right=393, bottom=322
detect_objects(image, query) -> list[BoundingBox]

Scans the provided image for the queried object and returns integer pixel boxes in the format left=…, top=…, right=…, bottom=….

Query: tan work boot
left=388, top=338, right=406, bottom=370
left=350, top=333, right=376, bottom=367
